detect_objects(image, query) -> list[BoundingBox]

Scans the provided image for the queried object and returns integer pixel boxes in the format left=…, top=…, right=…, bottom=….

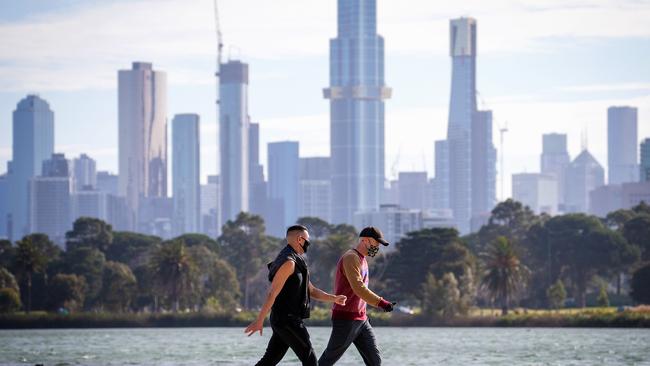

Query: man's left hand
left=334, top=295, right=347, bottom=306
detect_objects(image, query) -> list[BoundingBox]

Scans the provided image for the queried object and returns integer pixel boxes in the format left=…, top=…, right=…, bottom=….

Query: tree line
left=0, top=201, right=649, bottom=317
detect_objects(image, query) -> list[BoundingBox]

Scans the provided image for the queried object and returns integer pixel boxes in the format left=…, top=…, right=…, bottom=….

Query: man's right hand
left=244, top=318, right=264, bottom=336
left=378, top=298, right=396, bottom=312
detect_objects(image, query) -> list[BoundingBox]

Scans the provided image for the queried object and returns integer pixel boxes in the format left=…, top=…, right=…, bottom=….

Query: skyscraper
left=565, top=150, right=605, bottom=213
left=398, top=172, right=428, bottom=212
left=96, top=171, right=119, bottom=196
left=433, top=140, right=449, bottom=209
left=172, top=114, right=201, bottom=235
left=248, top=122, right=266, bottom=217
left=200, top=175, right=220, bottom=237
left=299, top=157, right=332, bottom=223
left=72, top=186, right=108, bottom=223
left=29, top=153, right=72, bottom=246
left=590, top=182, right=650, bottom=217
left=0, top=173, right=8, bottom=238
left=512, top=173, right=558, bottom=215
left=641, top=138, right=650, bottom=182
left=353, top=204, right=422, bottom=249
left=447, top=17, right=477, bottom=233
left=325, top=0, right=391, bottom=224
left=118, top=62, right=167, bottom=225
left=267, top=141, right=299, bottom=236
left=8, top=95, right=55, bottom=241
left=72, top=153, right=97, bottom=192
left=471, top=110, right=497, bottom=218
left=608, top=106, right=638, bottom=184
left=541, top=133, right=570, bottom=209
left=220, top=60, right=250, bottom=224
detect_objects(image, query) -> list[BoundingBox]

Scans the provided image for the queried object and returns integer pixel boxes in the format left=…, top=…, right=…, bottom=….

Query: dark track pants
left=318, top=319, right=381, bottom=366
left=255, top=314, right=317, bottom=366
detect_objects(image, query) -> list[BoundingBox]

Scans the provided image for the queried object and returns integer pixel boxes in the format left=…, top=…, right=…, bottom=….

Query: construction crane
left=213, top=0, right=223, bottom=234
left=213, top=0, right=223, bottom=105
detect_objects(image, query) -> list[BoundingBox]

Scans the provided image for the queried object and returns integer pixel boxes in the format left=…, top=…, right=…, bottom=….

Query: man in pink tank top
left=318, top=226, right=395, bottom=366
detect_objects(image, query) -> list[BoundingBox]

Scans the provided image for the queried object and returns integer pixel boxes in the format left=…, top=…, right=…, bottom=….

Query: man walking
left=245, top=225, right=346, bottom=366
left=319, top=226, right=395, bottom=366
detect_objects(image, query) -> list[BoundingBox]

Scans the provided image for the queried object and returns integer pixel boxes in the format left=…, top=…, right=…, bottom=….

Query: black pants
left=255, top=313, right=317, bottom=366
left=319, top=319, right=381, bottom=366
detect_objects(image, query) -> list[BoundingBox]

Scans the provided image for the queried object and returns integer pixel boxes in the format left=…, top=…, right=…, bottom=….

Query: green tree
left=480, top=199, right=540, bottom=247
left=0, top=239, right=14, bottom=269
left=622, top=215, right=650, bottom=261
left=632, top=201, right=650, bottom=215
left=174, top=233, right=219, bottom=253
left=0, top=267, right=19, bottom=294
left=0, top=288, right=21, bottom=313
left=546, top=280, right=566, bottom=310
left=458, top=267, right=477, bottom=315
left=296, top=217, right=333, bottom=239
left=597, top=284, right=610, bottom=307
left=480, top=236, right=529, bottom=316
left=15, top=234, right=59, bottom=313
left=630, top=263, right=650, bottom=304
left=421, top=273, right=443, bottom=318
left=545, top=214, right=639, bottom=307
left=439, top=273, right=461, bottom=317
left=218, top=212, right=273, bottom=309
left=132, top=265, right=157, bottom=312
left=150, top=240, right=197, bottom=312
left=46, top=274, right=86, bottom=312
left=203, top=257, right=241, bottom=312
left=386, top=228, right=474, bottom=303
left=63, top=247, right=106, bottom=308
left=100, top=261, right=136, bottom=312
left=308, top=225, right=356, bottom=290
left=488, top=199, right=538, bottom=231
left=107, top=231, right=161, bottom=268
left=604, top=209, right=635, bottom=231
left=421, top=272, right=463, bottom=318
left=65, top=217, right=113, bottom=253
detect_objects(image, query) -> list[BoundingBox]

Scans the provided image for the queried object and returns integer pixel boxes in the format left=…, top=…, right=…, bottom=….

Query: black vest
left=268, top=245, right=310, bottom=320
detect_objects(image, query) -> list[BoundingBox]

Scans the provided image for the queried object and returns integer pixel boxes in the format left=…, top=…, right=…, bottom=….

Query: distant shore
left=1, top=308, right=649, bottom=329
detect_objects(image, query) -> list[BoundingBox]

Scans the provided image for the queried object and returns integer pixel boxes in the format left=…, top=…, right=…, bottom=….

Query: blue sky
left=0, top=0, right=649, bottom=199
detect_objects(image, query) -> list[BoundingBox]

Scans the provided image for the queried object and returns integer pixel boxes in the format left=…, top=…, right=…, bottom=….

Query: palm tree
left=480, top=236, right=529, bottom=316
left=150, top=240, right=197, bottom=312
left=15, top=234, right=51, bottom=313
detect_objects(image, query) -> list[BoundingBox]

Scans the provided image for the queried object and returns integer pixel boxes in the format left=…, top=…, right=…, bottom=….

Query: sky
left=0, top=0, right=649, bottom=200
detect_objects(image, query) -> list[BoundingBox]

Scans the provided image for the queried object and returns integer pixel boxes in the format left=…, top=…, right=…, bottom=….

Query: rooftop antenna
left=581, top=126, right=588, bottom=151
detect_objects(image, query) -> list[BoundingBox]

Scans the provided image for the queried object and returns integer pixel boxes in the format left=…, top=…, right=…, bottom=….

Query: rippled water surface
left=1, top=327, right=649, bottom=365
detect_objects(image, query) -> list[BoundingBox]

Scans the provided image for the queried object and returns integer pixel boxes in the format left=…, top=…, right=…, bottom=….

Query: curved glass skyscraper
left=325, top=0, right=391, bottom=224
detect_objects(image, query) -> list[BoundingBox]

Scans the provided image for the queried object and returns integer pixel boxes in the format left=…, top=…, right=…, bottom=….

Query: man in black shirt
left=245, top=225, right=347, bottom=366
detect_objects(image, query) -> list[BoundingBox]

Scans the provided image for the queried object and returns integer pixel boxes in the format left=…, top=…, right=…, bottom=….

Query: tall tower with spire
left=325, top=0, right=391, bottom=224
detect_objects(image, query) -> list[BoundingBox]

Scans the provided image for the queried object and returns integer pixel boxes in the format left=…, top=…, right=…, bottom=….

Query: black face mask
left=366, top=243, right=379, bottom=257
left=301, top=239, right=311, bottom=253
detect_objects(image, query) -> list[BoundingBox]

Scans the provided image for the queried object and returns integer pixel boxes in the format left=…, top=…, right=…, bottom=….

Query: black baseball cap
left=359, top=226, right=389, bottom=246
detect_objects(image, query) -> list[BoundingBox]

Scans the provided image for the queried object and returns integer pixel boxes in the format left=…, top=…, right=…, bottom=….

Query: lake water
left=1, top=327, right=649, bottom=365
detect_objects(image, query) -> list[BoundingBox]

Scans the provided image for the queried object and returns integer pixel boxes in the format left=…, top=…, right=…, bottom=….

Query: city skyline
left=0, top=0, right=649, bottom=202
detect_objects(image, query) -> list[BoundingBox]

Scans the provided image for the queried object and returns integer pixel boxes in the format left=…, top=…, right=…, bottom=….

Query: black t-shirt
left=268, top=245, right=310, bottom=321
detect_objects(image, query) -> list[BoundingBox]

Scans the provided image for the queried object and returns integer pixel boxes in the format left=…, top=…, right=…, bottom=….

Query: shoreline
left=1, top=311, right=648, bottom=329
